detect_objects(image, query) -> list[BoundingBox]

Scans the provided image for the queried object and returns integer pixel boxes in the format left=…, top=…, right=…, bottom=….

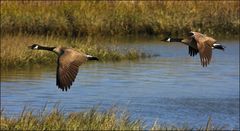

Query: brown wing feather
left=192, top=32, right=216, bottom=67
left=56, top=49, right=87, bottom=91
left=197, top=39, right=213, bottom=67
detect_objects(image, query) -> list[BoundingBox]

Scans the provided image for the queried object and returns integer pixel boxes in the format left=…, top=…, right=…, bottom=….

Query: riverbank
left=1, top=1, right=239, bottom=69
left=1, top=1, right=239, bottom=37
left=0, top=35, right=149, bottom=69
left=0, top=106, right=229, bottom=130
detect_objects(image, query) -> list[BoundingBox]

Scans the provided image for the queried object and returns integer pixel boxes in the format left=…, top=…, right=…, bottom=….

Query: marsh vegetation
left=0, top=106, right=228, bottom=131
left=1, top=1, right=239, bottom=37
left=1, top=1, right=239, bottom=68
left=1, top=35, right=149, bottom=69
left=1, top=1, right=239, bottom=130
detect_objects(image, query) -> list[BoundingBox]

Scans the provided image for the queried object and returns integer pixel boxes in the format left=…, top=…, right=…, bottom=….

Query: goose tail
left=86, top=55, right=99, bottom=61
left=213, top=44, right=225, bottom=51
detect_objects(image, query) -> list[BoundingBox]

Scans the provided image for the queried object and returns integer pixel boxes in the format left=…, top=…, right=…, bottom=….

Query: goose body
left=29, top=44, right=99, bottom=91
left=163, top=31, right=225, bottom=67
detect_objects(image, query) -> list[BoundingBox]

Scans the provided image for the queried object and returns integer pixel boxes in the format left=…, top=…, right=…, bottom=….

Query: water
left=1, top=39, right=239, bottom=129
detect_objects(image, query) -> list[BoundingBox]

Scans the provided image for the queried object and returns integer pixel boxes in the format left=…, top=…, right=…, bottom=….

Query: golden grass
left=1, top=1, right=239, bottom=37
left=0, top=105, right=230, bottom=130
left=1, top=1, right=239, bottom=68
left=0, top=35, right=149, bottom=69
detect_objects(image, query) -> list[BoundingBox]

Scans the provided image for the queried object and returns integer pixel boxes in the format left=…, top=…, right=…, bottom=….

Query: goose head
left=28, top=44, right=40, bottom=50
left=188, top=32, right=194, bottom=36
left=161, top=37, right=171, bottom=42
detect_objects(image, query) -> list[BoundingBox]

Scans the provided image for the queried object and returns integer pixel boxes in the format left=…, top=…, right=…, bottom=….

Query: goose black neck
left=170, top=38, right=183, bottom=42
left=38, top=46, right=55, bottom=51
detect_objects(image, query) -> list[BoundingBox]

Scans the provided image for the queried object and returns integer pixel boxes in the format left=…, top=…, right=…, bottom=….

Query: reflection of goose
left=28, top=44, right=99, bottom=91
left=162, top=31, right=225, bottom=67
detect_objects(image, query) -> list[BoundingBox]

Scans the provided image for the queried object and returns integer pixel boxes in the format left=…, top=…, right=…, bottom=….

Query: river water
left=1, top=39, right=239, bottom=129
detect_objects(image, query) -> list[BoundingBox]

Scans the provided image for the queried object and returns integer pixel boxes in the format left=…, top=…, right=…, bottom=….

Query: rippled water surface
left=1, top=39, right=239, bottom=129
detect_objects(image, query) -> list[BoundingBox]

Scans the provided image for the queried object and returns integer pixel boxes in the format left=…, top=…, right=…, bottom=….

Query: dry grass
left=0, top=35, right=149, bottom=69
left=1, top=1, right=238, bottom=68
left=1, top=1, right=239, bottom=37
left=0, top=105, right=230, bottom=130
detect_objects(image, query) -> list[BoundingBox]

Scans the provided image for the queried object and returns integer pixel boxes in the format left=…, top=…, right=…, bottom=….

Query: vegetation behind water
left=1, top=1, right=238, bottom=130
left=1, top=1, right=239, bottom=68
left=1, top=1, right=239, bottom=37
left=1, top=35, right=149, bottom=69
left=0, top=105, right=229, bottom=131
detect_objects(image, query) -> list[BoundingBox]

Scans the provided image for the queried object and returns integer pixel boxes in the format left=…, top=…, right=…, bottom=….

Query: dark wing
left=56, top=49, right=87, bottom=91
left=185, top=36, right=198, bottom=57
left=188, top=46, right=198, bottom=57
left=197, top=39, right=212, bottom=67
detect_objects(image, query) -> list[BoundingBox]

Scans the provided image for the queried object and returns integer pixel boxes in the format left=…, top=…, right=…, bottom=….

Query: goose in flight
left=162, top=31, right=225, bottom=67
left=29, top=44, right=99, bottom=91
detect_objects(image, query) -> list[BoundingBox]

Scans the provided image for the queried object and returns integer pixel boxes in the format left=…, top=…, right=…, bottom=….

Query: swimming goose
left=28, top=44, right=99, bottom=91
left=162, top=31, right=225, bottom=67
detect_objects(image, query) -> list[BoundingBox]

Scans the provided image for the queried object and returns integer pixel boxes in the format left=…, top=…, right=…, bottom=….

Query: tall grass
left=1, top=1, right=239, bottom=68
left=1, top=1, right=239, bottom=37
left=0, top=35, right=149, bottom=69
left=0, top=105, right=230, bottom=130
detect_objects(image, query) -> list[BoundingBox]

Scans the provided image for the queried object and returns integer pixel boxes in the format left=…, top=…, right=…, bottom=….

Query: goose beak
left=28, top=45, right=33, bottom=49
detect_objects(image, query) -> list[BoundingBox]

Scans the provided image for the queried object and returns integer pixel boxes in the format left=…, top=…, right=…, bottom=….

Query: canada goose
left=28, top=44, right=99, bottom=91
left=162, top=31, right=225, bottom=67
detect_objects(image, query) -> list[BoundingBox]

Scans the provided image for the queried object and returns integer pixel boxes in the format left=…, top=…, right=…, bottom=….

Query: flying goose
left=28, top=44, right=99, bottom=91
left=162, top=31, right=225, bottom=67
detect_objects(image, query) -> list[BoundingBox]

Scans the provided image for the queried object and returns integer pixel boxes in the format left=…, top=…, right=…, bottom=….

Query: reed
left=0, top=35, right=149, bottom=69
left=0, top=105, right=230, bottom=130
left=1, top=1, right=239, bottom=37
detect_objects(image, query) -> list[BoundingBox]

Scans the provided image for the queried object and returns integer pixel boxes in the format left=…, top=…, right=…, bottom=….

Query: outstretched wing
left=197, top=39, right=212, bottom=67
left=185, top=35, right=198, bottom=57
left=188, top=46, right=198, bottom=57
left=191, top=32, right=214, bottom=67
left=56, top=49, right=87, bottom=91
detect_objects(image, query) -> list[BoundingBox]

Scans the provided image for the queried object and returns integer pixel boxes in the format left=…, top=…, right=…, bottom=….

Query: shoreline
left=1, top=105, right=236, bottom=130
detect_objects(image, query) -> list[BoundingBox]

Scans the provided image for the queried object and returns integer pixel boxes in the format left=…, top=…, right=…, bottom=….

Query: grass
left=0, top=105, right=230, bottom=131
left=1, top=1, right=239, bottom=68
left=0, top=35, right=150, bottom=69
left=1, top=1, right=239, bottom=37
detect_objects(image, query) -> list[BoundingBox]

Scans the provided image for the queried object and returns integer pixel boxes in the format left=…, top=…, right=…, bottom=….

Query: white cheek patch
left=166, top=38, right=171, bottom=42
left=34, top=45, right=38, bottom=49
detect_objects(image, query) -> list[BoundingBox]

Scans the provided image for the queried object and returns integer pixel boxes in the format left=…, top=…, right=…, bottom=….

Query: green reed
left=1, top=1, right=239, bottom=37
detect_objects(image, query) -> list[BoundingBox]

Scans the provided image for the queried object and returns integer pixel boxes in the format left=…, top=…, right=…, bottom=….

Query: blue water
left=1, top=40, right=239, bottom=129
